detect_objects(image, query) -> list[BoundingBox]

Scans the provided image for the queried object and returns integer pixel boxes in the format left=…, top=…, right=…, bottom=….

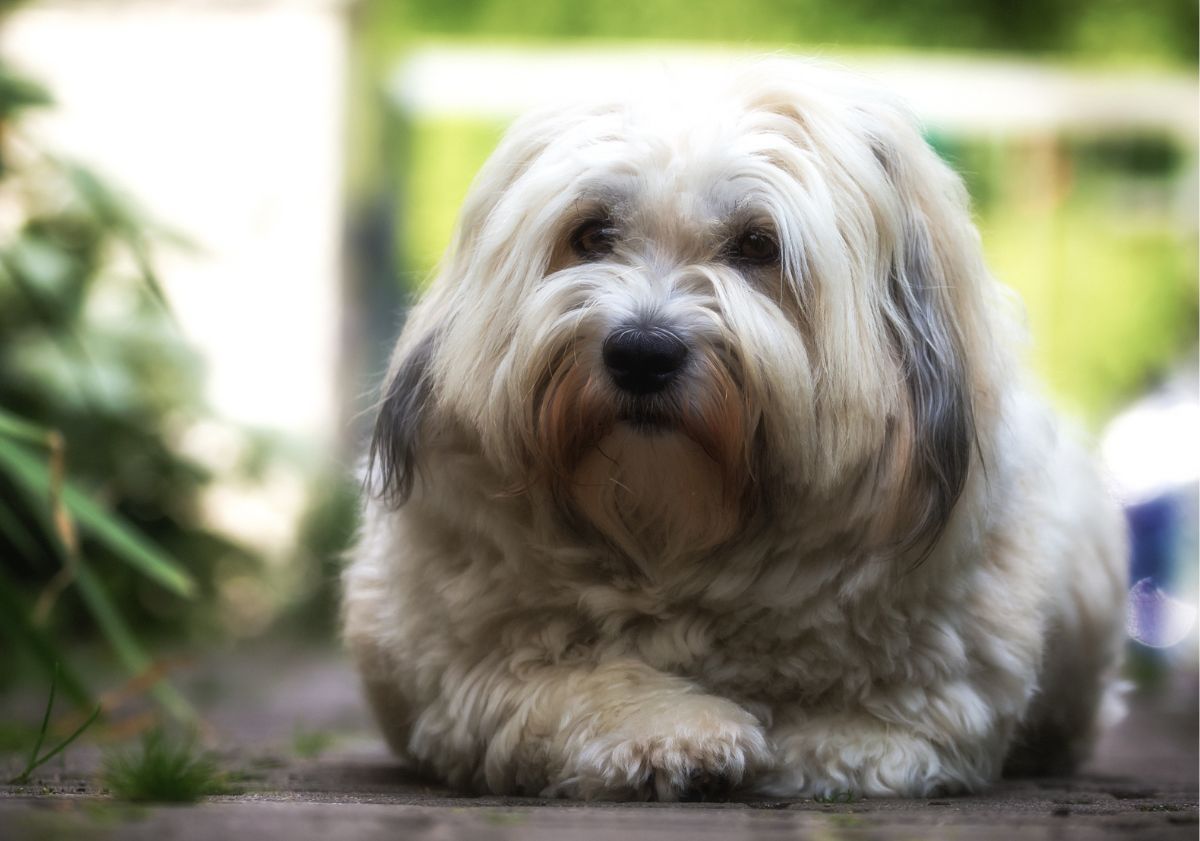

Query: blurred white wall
left=2, top=0, right=349, bottom=444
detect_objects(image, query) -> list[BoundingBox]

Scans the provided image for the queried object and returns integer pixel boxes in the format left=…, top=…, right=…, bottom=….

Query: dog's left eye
left=570, top=219, right=618, bottom=260
left=728, top=229, right=780, bottom=265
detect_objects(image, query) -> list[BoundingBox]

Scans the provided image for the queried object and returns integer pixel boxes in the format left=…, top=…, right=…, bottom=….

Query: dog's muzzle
left=602, top=327, right=689, bottom=395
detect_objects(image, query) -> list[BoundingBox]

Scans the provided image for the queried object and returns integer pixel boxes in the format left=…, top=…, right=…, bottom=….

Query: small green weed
left=7, top=665, right=102, bottom=785
left=481, top=812, right=530, bottom=827
left=291, top=726, right=334, bottom=759
left=813, top=790, right=859, bottom=804
left=101, top=730, right=229, bottom=803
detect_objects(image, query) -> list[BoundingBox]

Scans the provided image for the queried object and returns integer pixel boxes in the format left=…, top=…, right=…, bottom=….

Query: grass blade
left=7, top=705, right=102, bottom=785
left=24, top=704, right=102, bottom=778
left=6, top=664, right=100, bottom=785
left=0, top=435, right=195, bottom=597
left=25, top=663, right=57, bottom=778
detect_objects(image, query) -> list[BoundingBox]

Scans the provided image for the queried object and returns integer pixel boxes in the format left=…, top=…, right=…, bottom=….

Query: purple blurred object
left=1127, top=576, right=1197, bottom=649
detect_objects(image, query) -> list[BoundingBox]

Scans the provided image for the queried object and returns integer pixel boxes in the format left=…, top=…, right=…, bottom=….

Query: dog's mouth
left=531, top=344, right=754, bottom=502
left=617, top=399, right=678, bottom=432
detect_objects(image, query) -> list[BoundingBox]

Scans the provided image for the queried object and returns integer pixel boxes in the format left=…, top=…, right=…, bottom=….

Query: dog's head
left=372, top=62, right=1001, bottom=564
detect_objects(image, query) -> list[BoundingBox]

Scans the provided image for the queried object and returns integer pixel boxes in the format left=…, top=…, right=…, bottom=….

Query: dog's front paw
left=549, top=696, right=771, bottom=801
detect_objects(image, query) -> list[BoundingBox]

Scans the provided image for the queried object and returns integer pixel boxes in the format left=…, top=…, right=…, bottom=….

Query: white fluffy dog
left=343, top=61, right=1128, bottom=801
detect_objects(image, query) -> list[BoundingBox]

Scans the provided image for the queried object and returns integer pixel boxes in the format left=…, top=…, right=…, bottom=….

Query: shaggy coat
left=343, top=61, right=1127, bottom=800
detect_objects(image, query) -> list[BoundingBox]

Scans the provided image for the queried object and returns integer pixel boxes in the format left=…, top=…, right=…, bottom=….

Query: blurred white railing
left=393, top=46, right=1199, bottom=140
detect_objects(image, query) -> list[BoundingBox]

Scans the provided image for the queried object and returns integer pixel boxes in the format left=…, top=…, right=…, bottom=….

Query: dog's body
left=343, top=62, right=1127, bottom=800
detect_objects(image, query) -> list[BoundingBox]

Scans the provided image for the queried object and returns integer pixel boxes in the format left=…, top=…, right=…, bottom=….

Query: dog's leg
left=406, top=656, right=772, bottom=801
left=762, top=680, right=1015, bottom=798
left=762, top=543, right=1048, bottom=798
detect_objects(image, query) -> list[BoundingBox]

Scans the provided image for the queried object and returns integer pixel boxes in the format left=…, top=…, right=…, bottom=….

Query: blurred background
left=0, top=0, right=1195, bottom=743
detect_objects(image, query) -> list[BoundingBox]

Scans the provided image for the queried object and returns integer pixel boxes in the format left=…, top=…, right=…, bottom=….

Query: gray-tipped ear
left=874, top=139, right=976, bottom=556
left=368, top=332, right=438, bottom=506
left=889, top=229, right=975, bottom=551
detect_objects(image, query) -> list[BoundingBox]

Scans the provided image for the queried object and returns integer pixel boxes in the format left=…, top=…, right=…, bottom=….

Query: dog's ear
left=368, top=331, right=438, bottom=507
left=868, top=123, right=977, bottom=557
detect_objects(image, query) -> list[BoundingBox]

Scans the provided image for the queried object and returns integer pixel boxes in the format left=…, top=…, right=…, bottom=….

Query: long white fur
left=343, top=60, right=1127, bottom=800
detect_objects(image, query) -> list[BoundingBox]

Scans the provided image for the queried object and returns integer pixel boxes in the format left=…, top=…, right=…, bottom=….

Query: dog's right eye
left=570, top=219, right=618, bottom=260
left=727, top=228, right=780, bottom=266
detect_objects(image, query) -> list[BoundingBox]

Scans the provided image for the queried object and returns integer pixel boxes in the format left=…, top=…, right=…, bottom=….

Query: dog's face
left=374, top=65, right=991, bottom=564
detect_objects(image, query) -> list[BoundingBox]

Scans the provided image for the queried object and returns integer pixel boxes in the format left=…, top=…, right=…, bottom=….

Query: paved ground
left=1, top=642, right=1196, bottom=840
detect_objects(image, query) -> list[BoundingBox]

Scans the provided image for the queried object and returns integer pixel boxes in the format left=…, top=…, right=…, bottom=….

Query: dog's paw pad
left=560, top=700, right=771, bottom=801
left=677, top=767, right=737, bottom=802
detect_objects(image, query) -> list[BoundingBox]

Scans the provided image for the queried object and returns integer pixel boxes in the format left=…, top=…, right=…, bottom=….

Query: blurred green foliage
left=345, top=0, right=1198, bottom=204
left=401, top=118, right=507, bottom=278
left=361, top=0, right=1197, bottom=65
left=983, top=178, right=1197, bottom=420
left=944, top=133, right=1197, bottom=421
left=0, top=62, right=261, bottom=710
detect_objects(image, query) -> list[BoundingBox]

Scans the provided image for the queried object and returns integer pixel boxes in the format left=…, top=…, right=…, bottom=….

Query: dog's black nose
left=602, top=328, right=689, bottom=395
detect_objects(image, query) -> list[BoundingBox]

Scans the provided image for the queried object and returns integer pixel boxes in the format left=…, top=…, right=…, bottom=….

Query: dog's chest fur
left=608, top=608, right=892, bottom=705
left=511, top=548, right=958, bottom=712
left=409, top=450, right=971, bottom=715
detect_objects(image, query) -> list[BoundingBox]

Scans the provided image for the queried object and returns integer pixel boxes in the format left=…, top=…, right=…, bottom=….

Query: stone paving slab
left=2, top=796, right=1197, bottom=841
left=0, top=644, right=1195, bottom=840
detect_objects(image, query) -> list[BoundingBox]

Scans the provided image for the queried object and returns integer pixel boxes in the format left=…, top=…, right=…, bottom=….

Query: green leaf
left=0, top=406, right=52, bottom=444
left=60, top=163, right=176, bottom=315
left=0, top=448, right=192, bottom=719
left=0, top=434, right=195, bottom=721
left=4, top=236, right=75, bottom=299
left=0, top=433, right=196, bottom=598
left=0, top=63, right=53, bottom=119
left=62, top=483, right=195, bottom=598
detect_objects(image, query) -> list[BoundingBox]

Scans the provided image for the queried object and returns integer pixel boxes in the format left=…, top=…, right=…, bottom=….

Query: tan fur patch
left=573, top=426, right=742, bottom=564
